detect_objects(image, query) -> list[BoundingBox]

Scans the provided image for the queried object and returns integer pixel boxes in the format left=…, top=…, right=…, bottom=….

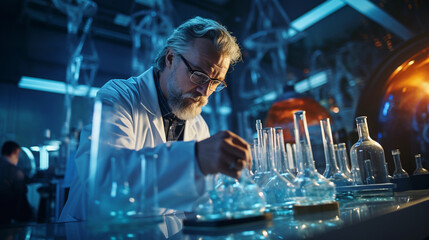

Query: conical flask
left=413, top=154, right=429, bottom=175
left=275, top=127, right=295, bottom=182
left=335, top=143, right=352, bottom=178
left=260, top=127, right=295, bottom=212
left=292, top=111, right=336, bottom=206
left=320, top=119, right=352, bottom=186
left=192, top=165, right=266, bottom=220
left=350, top=116, right=389, bottom=184
left=392, top=149, right=409, bottom=179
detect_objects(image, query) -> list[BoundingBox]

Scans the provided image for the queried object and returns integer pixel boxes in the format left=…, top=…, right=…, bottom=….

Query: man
left=60, top=16, right=252, bottom=221
left=0, top=141, right=34, bottom=224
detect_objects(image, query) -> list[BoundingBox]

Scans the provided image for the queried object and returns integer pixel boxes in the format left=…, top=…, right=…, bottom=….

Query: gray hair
left=155, top=16, right=241, bottom=71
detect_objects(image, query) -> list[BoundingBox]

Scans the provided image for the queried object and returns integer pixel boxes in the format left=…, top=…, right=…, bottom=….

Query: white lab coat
left=59, top=67, right=210, bottom=222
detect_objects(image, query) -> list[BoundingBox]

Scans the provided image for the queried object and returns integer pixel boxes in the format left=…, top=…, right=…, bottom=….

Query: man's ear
left=165, top=49, right=174, bottom=68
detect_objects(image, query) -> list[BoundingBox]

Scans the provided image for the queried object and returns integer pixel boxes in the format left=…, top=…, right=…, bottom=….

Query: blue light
left=289, top=0, right=346, bottom=37
left=19, top=76, right=100, bottom=98
left=382, top=102, right=390, bottom=116
left=294, top=71, right=329, bottom=93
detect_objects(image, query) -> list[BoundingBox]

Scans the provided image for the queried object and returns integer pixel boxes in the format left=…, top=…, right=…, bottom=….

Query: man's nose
left=195, top=81, right=212, bottom=96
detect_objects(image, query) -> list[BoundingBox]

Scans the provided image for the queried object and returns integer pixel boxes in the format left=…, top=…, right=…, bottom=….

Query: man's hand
left=195, top=131, right=252, bottom=178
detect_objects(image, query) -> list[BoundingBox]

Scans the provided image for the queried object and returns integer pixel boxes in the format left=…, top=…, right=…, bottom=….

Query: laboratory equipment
left=392, top=149, right=409, bottom=179
left=350, top=116, right=389, bottom=184
left=320, top=119, right=352, bottom=186
left=192, top=166, right=266, bottom=220
left=275, top=127, right=295, bottom=182
left=292, top=111, right=336, bottom=206
left=259, top=127, right=295, bottom=213
left=87, top=99, right=161, bottom=227
left=335, top=143, right=352, bottom=178
left=413, top=154, right=429, bottom=175
left=364, top=160, right=376, bottom=184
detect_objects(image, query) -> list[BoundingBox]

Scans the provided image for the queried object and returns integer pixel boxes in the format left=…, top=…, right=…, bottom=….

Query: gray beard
left=166, top=69, right=208, bottom=120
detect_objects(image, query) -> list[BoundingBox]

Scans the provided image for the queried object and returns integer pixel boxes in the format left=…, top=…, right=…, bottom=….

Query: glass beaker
left=350, top=116, right=389, bottom=184
left=320, top=119, right=352, bottom=186
left=292, top=111, right=336, bottom=206
left=413, top=154, right=429, bottom=175
left=87, top=99, right=161, bottom=226
left=392, top=149, right=409, bottom=179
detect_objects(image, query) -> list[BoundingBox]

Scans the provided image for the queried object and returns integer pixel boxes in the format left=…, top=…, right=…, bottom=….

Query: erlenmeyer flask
left=275, top=127, right=295, bottom=182
left=335, top=143, right=351, bottom=178
left=260, top=127, right=295, bottom=212
left=193, top=166, right=266, bottom=220
left=350, top=116, right=389, bottom=184
left=321, top=119, right=352, bottom=186
left=292, top=111, right=336, bottom=206
left=413, top=154, right=429, bottom=175
left=392, top=149, right=409, bottom=179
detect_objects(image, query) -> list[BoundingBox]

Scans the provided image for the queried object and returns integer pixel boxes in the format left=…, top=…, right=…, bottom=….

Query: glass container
left=321, top=119, right=352, bottom=186
left=364, top=160, right=376, bottom=184
left=350, top=116, right=389, bottom=184
left=275, top=127, right=295, bottom=182
left=286, top=143, right=298, bottom=175
left=335, top=143, right=351, bottom=178
left=413, top=154, right=429, bottom=175
left=292, top=110, right=336, bottom=206
left=392, top=149, right=409, bottom=179
left=88, top=99, right=161, bottom=226
left=193, top=166, right=266, bottom=220
left=260, top=127, right=296, bottom=212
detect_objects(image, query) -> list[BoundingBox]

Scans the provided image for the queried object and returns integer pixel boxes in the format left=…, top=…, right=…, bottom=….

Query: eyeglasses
left=178, top=54, right=227, bottom=92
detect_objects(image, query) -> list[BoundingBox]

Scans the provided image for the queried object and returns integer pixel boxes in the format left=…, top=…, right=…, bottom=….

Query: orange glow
left=382, top=47, right=429, bottom=122
left=265, top=97, right=330, bottom=143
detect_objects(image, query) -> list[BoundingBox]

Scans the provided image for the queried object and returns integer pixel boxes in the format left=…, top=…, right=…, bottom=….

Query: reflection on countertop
left=1, top=190, right=429, bottom=240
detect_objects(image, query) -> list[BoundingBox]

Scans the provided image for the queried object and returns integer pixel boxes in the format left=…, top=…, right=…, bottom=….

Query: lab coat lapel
left=137, top=67, right=166, bottom=143
left=184, top=119, right=198, bottom=141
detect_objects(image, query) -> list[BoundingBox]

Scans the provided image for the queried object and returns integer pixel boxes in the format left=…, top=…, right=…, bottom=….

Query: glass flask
left=320, top=119, right=352, bottom=186
left=335, top=143, right=352, bottom=178
left=192, top=165, right=266, bottom=220
left=364, top=160, right=376, bottom=184
left=392, top=149, right=409, bottom=179
left=275, top=127, right=295, bottom=182
left=413, top=154, right=429, bottom=175
left=286, top=143, right=298, bottom=175
left=292, top=111, right=336, bottom=206
left=88, top=99, right=160, bottom=226
left=350, top=116, right=389, bottom=184
left=260, top=127, right=296, bottom=212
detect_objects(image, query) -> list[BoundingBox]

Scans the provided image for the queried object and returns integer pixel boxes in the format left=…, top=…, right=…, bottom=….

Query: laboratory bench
left=1, top=190, right=429, bottom=240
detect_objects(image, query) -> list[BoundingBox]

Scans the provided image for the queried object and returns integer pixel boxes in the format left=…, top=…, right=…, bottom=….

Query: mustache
left=182, top=92, right=206, bottom=102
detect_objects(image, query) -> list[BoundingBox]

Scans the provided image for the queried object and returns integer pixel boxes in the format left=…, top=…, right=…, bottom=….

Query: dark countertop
left=1, top=190, right=429, bottom=240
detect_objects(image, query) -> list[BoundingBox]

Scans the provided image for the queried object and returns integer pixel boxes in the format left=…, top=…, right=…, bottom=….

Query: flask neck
left=415, top=156, right=423, bottom=169
left=393, top=154, right=403, bottom=170
left=294, top=111, right=317, bottom=172
left=357, top=121, right=371, bottom=140
left=321, top=119, right=339, bottom=170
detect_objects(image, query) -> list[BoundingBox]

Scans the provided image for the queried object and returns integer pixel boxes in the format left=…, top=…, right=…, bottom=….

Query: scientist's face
left=166, top=38, right=230, bottom=120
